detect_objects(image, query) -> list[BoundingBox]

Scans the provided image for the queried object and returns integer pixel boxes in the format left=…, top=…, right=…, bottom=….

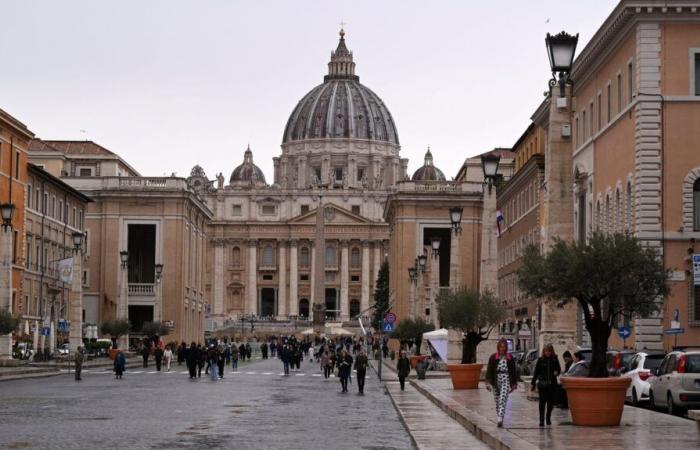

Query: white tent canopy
left=423, top=328, right=449, bottom=362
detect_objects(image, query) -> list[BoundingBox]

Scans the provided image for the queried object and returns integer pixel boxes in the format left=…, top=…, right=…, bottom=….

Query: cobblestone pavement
left=0, top=356, right=414, bottom=450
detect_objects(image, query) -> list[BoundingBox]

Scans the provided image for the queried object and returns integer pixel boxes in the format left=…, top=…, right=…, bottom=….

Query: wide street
left=0, top=357, right=414, bottom=450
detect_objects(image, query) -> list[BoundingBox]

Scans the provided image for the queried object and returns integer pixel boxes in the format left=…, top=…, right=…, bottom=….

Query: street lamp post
left=408, top=266, right=418, bottom=317
left=479, top=153, right=501, bottom=296
left=545, top=31, right=579, bottom=98
left=118, top=250, right=129, bottom=349
left=448, top=206, right=463, bottom=290
left=429, top=238, right=441, bottom=328
left=68, top=231, right=84, bottom=352
left=0, top=203, right=15, bottom=359
left=154, top=263, right=163, bottom=322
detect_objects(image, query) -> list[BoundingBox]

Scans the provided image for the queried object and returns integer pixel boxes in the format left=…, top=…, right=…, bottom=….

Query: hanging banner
left=693, top=254, right=700, bottom=286
left=58, top=258, right=74, bottom=284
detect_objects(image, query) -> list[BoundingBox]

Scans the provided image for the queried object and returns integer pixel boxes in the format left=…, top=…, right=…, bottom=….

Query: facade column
left=278, top=241, right=287, bottom=318
left=373, top=242, right=382, bottom=287
left=409, top=278, right=417, bottom=318
left=360, top=241, right=370, bottom=314
left=247, top=241, right=258, bottom=315
left=340, top=240, right=349, bottom=321
left=213, top=242, right=224, bottom=318
left=289, top=240, right=298, bottom=316
left=68, top=251, right=83, bottom=351
left=0, top=227, right=13, bottom=358
left=479, top=186, right=498, bottom=294
left=430, top=252, right=440, bottom=328
left=450, top=228, right=461, bottom=290
left=309, top=242, right=316, bottom=305
left=118, top=257, right=129, bottom=349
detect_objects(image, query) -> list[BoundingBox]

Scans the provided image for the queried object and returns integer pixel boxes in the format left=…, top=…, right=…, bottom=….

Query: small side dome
left=412, top=147, right=446, bottom=181
left=230, top=145, right=267, bottom=187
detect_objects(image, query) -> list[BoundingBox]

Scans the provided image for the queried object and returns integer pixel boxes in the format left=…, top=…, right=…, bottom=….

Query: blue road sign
left=664, top=328, right=685, bottom=335
left=383, top=322, right=394, bottom=332
left=618, top=326, right=631, bottom=339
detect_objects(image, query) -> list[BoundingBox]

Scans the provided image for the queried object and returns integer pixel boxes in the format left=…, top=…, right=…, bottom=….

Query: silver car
left=648, top=350, right=700, bottom=415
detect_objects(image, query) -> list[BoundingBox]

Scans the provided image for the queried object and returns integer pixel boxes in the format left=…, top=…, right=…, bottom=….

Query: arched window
left=615, top=189, right=621, bottom=233
left=325, top=246, right=337, bottom=267
left=695, top=179, right=700, bottom=231
left=626, top=182, right=633, bottom=232
left=350, top=247, right=361, bottom=268
left=300, top=247, right=310, bottom=268
left=595, top=200, right=601, bottom=231
left=262, top=245, right=274, bottom=266
left=350, top=299, right=360, bottom=318
left=231, top=246, right=240, bottom=267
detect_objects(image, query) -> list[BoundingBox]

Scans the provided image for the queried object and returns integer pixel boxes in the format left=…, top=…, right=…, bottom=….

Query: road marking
left=246, top=371, right=257, bottom=375
left=295, top=373, right=305, bottom=376
left=278, top=373, right=285, bottom=376
left=180, top=371, right=189, bottom=374
left=262, top=372, right=273, bottom=375
left=148, top=371, right=157, bottom=374
left=131, top=371, right=143, bottom=374
left=312, top=374, right=322, bottom=377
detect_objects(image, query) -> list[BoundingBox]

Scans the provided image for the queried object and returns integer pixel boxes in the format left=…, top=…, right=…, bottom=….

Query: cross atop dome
left=326, top=27, right=358, bottom=81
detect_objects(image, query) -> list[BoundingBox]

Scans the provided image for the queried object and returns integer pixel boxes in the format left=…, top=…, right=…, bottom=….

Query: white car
left=621, top=351, right=665, bottom=405
left=649, top=349, right=700, bottom=415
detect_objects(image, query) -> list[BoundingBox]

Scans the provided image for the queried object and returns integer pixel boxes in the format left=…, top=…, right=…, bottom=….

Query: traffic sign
left=617, top=326, right=631, bottom=340
left=383, top=322, right=394, bottom=332
left=664, top=328, right=685, bottom=335
left=384, top=312, right=396, bottom=324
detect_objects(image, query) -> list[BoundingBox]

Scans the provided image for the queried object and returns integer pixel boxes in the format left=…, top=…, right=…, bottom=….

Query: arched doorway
left=260, top=288, right=276, bottom=317
left=299, top=298, right=309, bottom=318
left=325, top=288, right=337, bottom=320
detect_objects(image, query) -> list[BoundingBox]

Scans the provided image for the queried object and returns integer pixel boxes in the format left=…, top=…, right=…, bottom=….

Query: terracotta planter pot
left=561, top=376, right=631, bottom=426
left=108, top=349, right=120, bottom=361
left=447, top=363, right=483, bottom=390
left=409, top=355, right=428, bottom=369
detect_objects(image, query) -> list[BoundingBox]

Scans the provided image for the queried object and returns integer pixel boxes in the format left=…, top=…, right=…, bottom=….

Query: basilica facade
left=192, top=30, right=408, bottom=326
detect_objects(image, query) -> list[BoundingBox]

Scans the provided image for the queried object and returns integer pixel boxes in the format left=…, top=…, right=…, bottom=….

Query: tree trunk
left=462, top=332, right=482, bottom=364
left=111, top=337, right=118, bottom=349
left=587, top=319, right=610, bottom=378
left=415, top=337, right=422, bottom=356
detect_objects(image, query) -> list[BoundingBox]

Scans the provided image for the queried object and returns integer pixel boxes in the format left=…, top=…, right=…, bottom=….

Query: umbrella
left=300, top=328, right=316, bottom=335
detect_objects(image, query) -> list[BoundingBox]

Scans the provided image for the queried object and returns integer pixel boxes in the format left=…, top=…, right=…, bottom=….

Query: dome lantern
left=230, top=145, right=267, bottom=187
left=412, top=147, right=446, bottom=182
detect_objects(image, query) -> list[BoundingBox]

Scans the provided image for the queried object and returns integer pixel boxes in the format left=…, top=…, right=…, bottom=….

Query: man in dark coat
left=396, top=351, right=411, bottom=391
left=74, top=346, right=84, bottom=381
left=337, top=350, right=353, bottom=393
left=141, top=342, right=150, bottom=368
left=154, top=346, right=164, bottom=371
left=354, top=348, right=369, bottom=394
left=185, top=342, right=198, bottom=379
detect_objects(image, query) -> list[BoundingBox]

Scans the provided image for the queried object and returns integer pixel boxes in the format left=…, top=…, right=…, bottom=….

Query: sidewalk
left=378, top=359, right=489, bottom=450
left=0, top=356, right=141, bottom=382
left=411, top=376, right=699, bottom=450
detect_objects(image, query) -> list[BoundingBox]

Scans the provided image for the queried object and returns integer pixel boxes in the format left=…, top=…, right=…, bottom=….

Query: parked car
left=607, top=349, right=637, bottom=376
left=649, top=349, right=700, bottom=415
left=621, top=351, right=665, bottom=405
left=519, top=349, right=538, bottom=376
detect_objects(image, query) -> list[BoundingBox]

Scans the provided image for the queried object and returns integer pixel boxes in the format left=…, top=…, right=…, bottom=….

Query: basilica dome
left=412, top=148, right=446, bottom=181
left=230, top=145, right=266, bottom=186
left=282, top=30, right=399, bottom=146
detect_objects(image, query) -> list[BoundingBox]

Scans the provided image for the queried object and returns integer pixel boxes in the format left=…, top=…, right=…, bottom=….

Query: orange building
left=570, top=0, right=700, bottom=350
left=0, top=108, right=34, bottom=322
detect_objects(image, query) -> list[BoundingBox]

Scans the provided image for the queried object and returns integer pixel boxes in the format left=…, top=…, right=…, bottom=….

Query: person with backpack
left=354, top=348, right=369, bottom=394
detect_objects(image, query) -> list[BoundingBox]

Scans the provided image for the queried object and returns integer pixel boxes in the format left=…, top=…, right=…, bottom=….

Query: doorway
left=260, top=288, right=276, bottom=317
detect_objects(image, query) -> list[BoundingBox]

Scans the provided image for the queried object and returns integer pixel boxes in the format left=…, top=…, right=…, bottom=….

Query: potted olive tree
left=101, top=319, right=131, bottom=358
left=391, top=317, right=435, bottom=368
left=518, top=233, right=668, bottom=426
left=437, top=287, right=504, bottom=389
left=0, top=310, right=19, bottom=360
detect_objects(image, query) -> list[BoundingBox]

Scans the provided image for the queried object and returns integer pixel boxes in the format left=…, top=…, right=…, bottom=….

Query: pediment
left=288, top=204, right=371, bottom=225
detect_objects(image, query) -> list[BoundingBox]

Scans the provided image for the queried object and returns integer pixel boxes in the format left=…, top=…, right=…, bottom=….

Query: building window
left=626, top=182, right=633, bottom=232
left=300, top=205, right=309, bottom=215
left=575, top=117, right=580, bottom=147
left=694, top=179, right=700, bottom=231
left=596, top=200, right=601, bottom=230
left=334, top=167, right=343, bottom=182
left=312, top=167, right=322, bottom=182
left=351, top=247, right=361, bottom=267
left=82, top=269, right=89, bottom=287
left=605, top=194, right=611, bottom=234
left=582, top=110, right=587, bottom=141
left=357, top=167, right=365, bottom=182
left=262, top=274, right=273, bottom=281
left=43, top=193, right=48, bottom=214
left=607, top=83, right=612, bottom=123
left=627, top=62, right=634, bottom=104
left=231, top=247, right=241, bottom=266
left=261, top=204, right=276, bottom=215
left=78, top=167, right=93, bottom=177
left=27, top=185, right=32, bottom=210
left=695, top=54, right=700, bottom=96
left=351, top=275, right=360, bottom=282
left=15, top=151, right=20, bottom=177
left=597, top=93, right=602, bottom=131
left=262, top=245, right=274, bottom=266
left=300, top=274, right=309, bottom=281
left=12, top=230, right=18, bottom=264
left=231, top=204, right=242, bottom=216
left=589, top=101, right=594, bottom=137
left=351, top=205, right=360, bottom=216
left=325, top=246, right=337, bottom=267
left=300, top=247, right=310, bottom=268
left=615, top=189, right=621, bottom=233
left=35, top=188, right=39, bottom=210
left=617, top=73, right=622, bottom=113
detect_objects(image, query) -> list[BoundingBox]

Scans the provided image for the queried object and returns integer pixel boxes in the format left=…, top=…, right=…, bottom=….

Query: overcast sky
left=2, top=0, right=618, bottom=180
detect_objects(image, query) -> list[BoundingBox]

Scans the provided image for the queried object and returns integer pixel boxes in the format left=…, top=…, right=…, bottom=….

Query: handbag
left=334, top=367, right=339, bottom=377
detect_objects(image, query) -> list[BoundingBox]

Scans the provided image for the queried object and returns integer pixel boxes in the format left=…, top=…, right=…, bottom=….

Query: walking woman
left=114, top=350, right=126, bottom=380
left=163, top=345, right=173, bottom=372
left=396, top=351, right=410, bottom=391
left=231, top=344, right=239, bottom=371
left=337, top=349, right=353, bottom=393
left=531, top=344, right=561, bottom=427
left=485, top=339, right=518, bottom=428
left=322, top=347, right=333, bottom=379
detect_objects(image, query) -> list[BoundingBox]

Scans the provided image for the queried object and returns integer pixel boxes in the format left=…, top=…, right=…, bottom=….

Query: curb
left=371, top=362, right=420, bottom=450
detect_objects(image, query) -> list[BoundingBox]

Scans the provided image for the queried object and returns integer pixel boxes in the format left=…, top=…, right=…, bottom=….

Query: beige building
left=22, top=163, right=90, bottom=352
left=29, top=139, right=211, bottom=345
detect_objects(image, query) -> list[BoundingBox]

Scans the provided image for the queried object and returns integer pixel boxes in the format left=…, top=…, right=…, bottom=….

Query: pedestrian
left=485, top=339, right=518, bottom=428
left=261, top=341, right=268, bottom=359
left=154, top=346, right=164, bottom=372
left=205, top=344, right=212, bottom=375
left=531, top=344, right=561, bottom=427
left=354, top=348, right=368, bottom=394
left=231, top=344, right=239, bottom=371
left=239, top=343, right=246, bottom=362
left=270, top=341, right=277, bottom=358
left=142, top=342, right=150, bottom=368
left=177, top=342, right=186, bottom=366
left=563, top=351, right=589, bottom=377
left=197, top=344, right=206, bottom=378
left=186, top=342, right=198, bottom=379
left=337, top=349, right=353, bottom=393
left=114, top=350, right=126, bottom=379
left=281, top=345, right=291, bottom=376
left=164, top=345, right=173, bottom=372
left=74, top=346, right=84, bottom=381
left=245, top=343, right=252, bottom=360
left=558, top=351, right=574, bottom=408
left=396, top=351, right=410, bottom=391
left=217, top=345, right=226, bottom=379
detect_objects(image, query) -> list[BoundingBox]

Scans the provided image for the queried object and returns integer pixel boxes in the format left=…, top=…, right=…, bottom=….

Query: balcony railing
left=128, top=283, right=155, bottom=296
